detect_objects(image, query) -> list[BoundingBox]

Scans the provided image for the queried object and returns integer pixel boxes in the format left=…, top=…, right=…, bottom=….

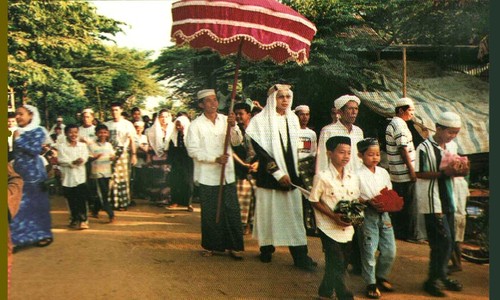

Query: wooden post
left=403, top=47, right=407, bottom=97
left=215, top=39, right=243, bottom=224
left=96, top=86, right=102, bottom=120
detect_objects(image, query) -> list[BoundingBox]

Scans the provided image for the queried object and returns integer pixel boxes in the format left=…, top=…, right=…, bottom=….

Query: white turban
left=133, top=121, right=145, bottom=127
left=82, top=108, right=94, bottom=115
left=437, top=111, right=461, bottom=128
left=294, top=105, right=310, bottom=113
left=267, top=84, right=291, bottom=96
left=197, top=89, right=216, bottom=100
left=395, top=97, right=414, bottom=108
left=334, top=95, right=360, bottom=109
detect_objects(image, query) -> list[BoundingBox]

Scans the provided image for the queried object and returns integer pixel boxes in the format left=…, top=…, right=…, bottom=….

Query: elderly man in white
left=316, top=95, right=364, bottom=173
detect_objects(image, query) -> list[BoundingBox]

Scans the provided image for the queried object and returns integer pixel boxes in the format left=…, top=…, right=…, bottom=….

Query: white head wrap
left=133, top=121, right=145, bottom=127
left=395, top=97, right=414, bottom=108
left=246, top=85, right=300, bottom=176
left=171, top=115, right=191, bottom=147
left=294, top=105, right=310, bottom=113
left=145, top=110, right=174, bottom=156
left=16, top=105, right=50, bottom=143
left=437, top=111, right=462, bottom=128
left=82, top=108, right=94, bottom=115
left=334, top=95, right=361, bottom=110
left=56, top=116, right=63, bottom=121
left=197, top=89, right=216, bottom=100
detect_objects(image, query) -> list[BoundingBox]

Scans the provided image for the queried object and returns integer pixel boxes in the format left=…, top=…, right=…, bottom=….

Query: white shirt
left=186, top=113, right=243, bottom=186
left=57, top=141, right=89, bottom=187
left=309, top=165, right=360, bottom=243
left=79, top=125, right=96, bottom=145
left=105, top=118, right=136, bottom=148
left=357, top=165, right=392, bottom=201
left=297, top=127, right=317, bottom=160
left=316, top=121, right=364, bottom=173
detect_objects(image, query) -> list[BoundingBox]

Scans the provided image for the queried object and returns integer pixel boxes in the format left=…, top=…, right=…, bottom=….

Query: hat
left=326, top=136, right=351, bottom=151
left=294, top=105, right=310, bottom=113
left=436, top=111, right=461, bottom=128
left=82, top=108, right=94, bottom=114
left=267, top=84, right=292, bottom=96
left=197, top=89, right=216, bottom=100
left=134, top=121, right=145, bottom=127
left=334, top=95, right=360, bottom=109
left=395, top=97, right=414, bottom=108
left=56, top=117, right=63, bottom=121
left=357, top=138, right=379, bottom=153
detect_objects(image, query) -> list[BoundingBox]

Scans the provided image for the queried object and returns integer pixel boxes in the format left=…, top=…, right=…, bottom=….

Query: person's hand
left=249, top=162, right=259, bottom=172
left=215, top=154, right=230, bottom=165
left=72, top=158, right=84, bottom=166
left=227, top=112, right=236, bottom=127
left=130, top=154, right=137, bottom=166
left=369, top=199, right=385, bottom=212
left=409, top=169, right=417, bottom=182
left=13, top=130, right=20, bottom=139
left=252, top=100, right=263, bottom=109
left=278, top=175, right=292, bottom=188
left=332, top=213, right=352, bottom=227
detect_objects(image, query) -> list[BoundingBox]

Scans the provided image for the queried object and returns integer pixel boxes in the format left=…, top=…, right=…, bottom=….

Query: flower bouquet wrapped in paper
left=333, top=200, right=366, bottom=226
left=439, top=151, right=470, bottom=177
left=371, top=187, right=404, bottom=213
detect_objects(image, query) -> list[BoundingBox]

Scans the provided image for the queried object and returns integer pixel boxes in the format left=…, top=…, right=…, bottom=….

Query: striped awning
left=351, top=80, right=489, bottom=155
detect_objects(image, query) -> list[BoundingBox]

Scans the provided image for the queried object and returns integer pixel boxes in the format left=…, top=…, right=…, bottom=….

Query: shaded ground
left=11, top=195, right=489, bottom=299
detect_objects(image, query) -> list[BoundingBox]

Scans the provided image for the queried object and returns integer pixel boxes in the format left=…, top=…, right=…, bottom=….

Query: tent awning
left=351, top=79, right=489, bottom=155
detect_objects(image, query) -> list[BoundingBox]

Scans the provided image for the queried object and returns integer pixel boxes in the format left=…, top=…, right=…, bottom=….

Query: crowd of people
left=7, top=83, right=471, bottom=299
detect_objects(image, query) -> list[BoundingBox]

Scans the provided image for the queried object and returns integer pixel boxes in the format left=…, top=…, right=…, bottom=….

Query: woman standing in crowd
left=146, top=109, right=174, bottom=205
left=167, top=115, right=194, bottom=211
left=10, top=105, right=53, bottom=248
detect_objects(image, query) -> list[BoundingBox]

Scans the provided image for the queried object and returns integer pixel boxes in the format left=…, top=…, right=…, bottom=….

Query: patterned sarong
left=110, top=152, right=130, bottom=209
left=236, top=178, right=256, bottom=225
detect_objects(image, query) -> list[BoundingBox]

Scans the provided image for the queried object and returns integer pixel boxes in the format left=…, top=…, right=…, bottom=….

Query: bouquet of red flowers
left=439, top=151, right=469, bottom=177
left=371, top=187, right=404, bottom=213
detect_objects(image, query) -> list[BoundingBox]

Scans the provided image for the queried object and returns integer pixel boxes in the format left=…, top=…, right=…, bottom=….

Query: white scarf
left=16, top=105, right=50, bottom=143
left=171, top=115, right=191, bottom=147
left=146, top=111, right=174, bottom=156
left=246, top=89, right=300, bottom=176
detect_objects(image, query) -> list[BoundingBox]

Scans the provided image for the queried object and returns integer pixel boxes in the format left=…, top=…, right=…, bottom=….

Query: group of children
left=57, top=124, right=116, bottom=228
left=309, top=111, right=465, bottom=299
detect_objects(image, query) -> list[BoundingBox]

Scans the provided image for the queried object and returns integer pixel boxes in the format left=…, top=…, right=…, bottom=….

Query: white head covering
left=334, top=95, right=361, bottom=110
left=133, top=121, right=145, bottom=127
left=171, top=115, right=191, bottom=147
left=197, top=89, right=216, bottom=100
left=82, top=108, right=94, bottom=115
left=145, top=110, right=174, bottom=156
left=437, top=111, right=462, bottom=128
left=246, top=84, right=300, bottom=176
left=294, top=105, right=310, bottom=113
left=56, top=116, right=63, bottom=122
left=395, top=97, right=414, bottom=108
left=16, top=104, right=51, bottom=144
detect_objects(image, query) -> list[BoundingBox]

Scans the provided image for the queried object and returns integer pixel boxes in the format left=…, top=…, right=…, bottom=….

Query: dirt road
left=11, top=196, right=489, bottom=299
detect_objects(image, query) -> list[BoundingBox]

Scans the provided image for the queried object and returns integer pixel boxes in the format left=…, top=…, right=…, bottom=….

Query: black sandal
left=366, top=284, right=381, bottom=299
left=36, top=238, right=53, bottom=247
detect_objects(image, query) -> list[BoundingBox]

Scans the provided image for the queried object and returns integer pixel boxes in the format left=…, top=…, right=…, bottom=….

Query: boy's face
left=66, top=128, right=79, bottom=143
left=132, top=110, right=142, bottom=121
left=134, top=125, right=144, bottom=135
left=8, top=117, right=17, bottom=128
left=327, top=143, right=351, bottom=168
left=97, top=129, right=109, bottom=141
left=359, top=145, right=381, bottom=169
left=175, top=120, right=184, bottom=132
left=437, top=126, right=461, bottom=144
left=234, top=108, right=251, bottom=125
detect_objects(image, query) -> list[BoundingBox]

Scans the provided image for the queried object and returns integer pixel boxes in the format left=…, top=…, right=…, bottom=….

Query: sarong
left=199, top=183, right=244, bottom=251
left=110, top=152, right=130, bottom=208
left=236, top=178, right=256, bottom=225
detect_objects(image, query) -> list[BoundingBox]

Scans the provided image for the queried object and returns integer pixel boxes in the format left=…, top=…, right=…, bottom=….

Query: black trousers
left=424, top=213, right=455, bottom=282
left=259, top=244, right=309, bottom=266
left=318, top=230, right=352, bottom=299
left=92, top=178, right=114, bottom=219
left=63, top=183, right=89, bottom=223
left=391, top=181, right=414, bottom=240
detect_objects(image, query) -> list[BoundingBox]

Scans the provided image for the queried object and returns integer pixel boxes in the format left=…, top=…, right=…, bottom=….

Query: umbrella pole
left=216, top=40, right=244, bottom=224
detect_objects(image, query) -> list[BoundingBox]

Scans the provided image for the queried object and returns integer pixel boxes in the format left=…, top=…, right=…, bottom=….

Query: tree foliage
left=8, top=0, right=162, bottom=126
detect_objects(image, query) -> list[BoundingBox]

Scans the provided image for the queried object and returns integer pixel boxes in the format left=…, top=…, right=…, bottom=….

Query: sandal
left=366, top=284, right=381, bottom=299
left=201, top=250, right=213, bottom=257
left=376, top=278, right=394, bottom=292
left=187, top=205, right=194, bottom=212
left=36, top=238, right=53, bottom=247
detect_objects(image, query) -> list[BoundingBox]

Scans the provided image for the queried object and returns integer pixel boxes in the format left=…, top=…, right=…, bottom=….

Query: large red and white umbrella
left=171, top=0, right=317, bottom=64
left=171, top=0, right=317, bottom=222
